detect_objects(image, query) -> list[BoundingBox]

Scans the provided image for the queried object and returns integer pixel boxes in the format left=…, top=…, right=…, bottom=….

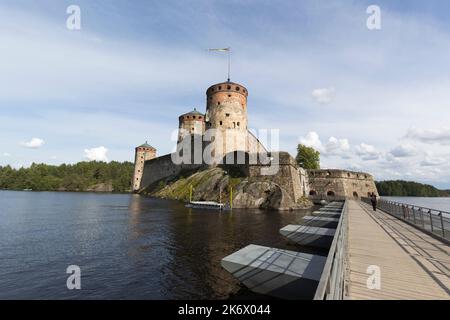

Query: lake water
left=0, top=190, right=320, bottom=299
left=383, top=197, right=450, bottom=213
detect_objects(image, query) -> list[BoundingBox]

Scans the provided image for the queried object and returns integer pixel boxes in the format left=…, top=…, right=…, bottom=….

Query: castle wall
left=140, top=153, right=203, bottom=191
left=307, top=169, right=378, bottom=200
left=248, top=152, right=306, bottom=203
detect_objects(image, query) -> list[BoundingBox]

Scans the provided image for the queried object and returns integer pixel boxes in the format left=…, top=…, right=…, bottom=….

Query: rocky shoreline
left=142, top=167, right=314, bottom=211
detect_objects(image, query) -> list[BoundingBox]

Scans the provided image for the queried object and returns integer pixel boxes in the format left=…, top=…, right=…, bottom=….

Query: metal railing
left=362, top=197, right=450, bottom=241
left=313, top=200, right=348, bottom=300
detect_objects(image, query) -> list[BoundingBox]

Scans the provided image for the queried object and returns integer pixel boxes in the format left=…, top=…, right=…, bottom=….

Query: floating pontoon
left=280, top=225, right=336, bottom=248
left=221, top=244, right=326, bottom=299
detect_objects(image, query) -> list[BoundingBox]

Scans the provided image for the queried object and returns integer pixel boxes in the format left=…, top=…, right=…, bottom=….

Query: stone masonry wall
left=307, top=169, right=378, bottom=199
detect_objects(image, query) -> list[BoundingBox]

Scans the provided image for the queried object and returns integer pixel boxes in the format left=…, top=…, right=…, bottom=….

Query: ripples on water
left=0, top=191, right=322, bottom=299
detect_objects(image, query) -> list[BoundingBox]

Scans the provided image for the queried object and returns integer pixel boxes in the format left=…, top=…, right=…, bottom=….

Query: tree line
left=0, top=161, right=134, bottom=192
left=376, top=180, right=450, bottom=197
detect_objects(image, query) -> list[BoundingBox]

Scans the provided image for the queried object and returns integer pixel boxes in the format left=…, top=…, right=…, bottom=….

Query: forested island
left=0, top=162, right=134, bottom=192
left=376, top=180, right=450, bottom=197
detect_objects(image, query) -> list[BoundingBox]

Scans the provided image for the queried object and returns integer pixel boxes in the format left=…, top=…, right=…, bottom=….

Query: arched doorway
left=353, top=192, right=359, bottom=199
left=309, top=190, right=317, bottom=196
left=327, top=190, right=335, bottom=197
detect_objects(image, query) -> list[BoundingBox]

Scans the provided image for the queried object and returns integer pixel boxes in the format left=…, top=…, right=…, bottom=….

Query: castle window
left=228, top=94, right=231, bottom=97
left=218, top=101, right=221, bottom=105
left=237, top=122, right=240, bottom=126
left=235, top=86, right=240, bottom=91
left=227, top=85, right=231, bottom=89
left=220, top=121, right=222, bottom=125
left=226, top=113, right=230, bottom=117
left=193, top=116, right=196, bottom=119
left=218, top=86, right=222, bottom=90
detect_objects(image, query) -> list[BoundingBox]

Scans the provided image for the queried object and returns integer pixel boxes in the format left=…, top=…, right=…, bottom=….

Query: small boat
left=186, top=201, right=225, bottom=210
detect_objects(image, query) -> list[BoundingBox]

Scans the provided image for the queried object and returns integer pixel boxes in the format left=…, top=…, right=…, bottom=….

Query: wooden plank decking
left=345, top=200, right=450, bottom=300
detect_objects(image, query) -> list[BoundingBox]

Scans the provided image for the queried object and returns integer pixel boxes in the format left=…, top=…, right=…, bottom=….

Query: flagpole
left=227, top=49, right=231, bottom=82
left=208, top=47, right=231, bottom=82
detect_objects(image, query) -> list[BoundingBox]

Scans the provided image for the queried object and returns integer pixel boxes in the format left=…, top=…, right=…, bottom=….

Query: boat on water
left=186, top=201, right=225, bottom=210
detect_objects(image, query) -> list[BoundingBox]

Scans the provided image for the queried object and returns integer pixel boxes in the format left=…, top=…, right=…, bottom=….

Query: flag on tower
left=208, top=47, right=230, bottom=52
left=208, top=47, right=232, bottom=81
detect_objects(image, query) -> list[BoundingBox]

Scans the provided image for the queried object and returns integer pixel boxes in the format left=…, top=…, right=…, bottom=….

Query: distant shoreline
left=0, top=188, right=132, bottom=195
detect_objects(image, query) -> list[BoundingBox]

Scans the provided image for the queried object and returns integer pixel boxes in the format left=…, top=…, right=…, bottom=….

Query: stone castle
left=132, top=80, right=378, bottom=207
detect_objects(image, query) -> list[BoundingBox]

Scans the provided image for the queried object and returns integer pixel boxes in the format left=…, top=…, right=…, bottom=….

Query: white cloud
left=299, top=132, right=352, bottom=159
left=299, top=131, right=323, bottom=151
left=406, top=127, right=450, bottom=145
left=20, top=138, right=45, bottom=149
left=311, top=87, right=335, bottom=104
left=84, top=146, right=108, bottom=162
left=355, top=143, right=381, bottom=160
left=420, top=154, right=446, bottom=167
left=2, top=152, right=11, bottom=157
left=325, top=137, right=350, bottom=157
left=389, top=144, right=417, bottom=158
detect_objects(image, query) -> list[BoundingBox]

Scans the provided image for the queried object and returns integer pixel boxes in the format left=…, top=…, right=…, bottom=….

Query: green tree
left=0, top=161, right=134, bottom=192
left=295, top=144, right=320, bottom=169
left=375, top=180, right=444, bottom=197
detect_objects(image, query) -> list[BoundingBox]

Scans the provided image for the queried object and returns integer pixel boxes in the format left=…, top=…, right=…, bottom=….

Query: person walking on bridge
left=370, top=192, right=377, bottom=211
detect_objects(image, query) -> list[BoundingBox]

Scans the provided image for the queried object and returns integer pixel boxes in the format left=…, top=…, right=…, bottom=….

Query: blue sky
left=1, top=0, right=450, bottom=188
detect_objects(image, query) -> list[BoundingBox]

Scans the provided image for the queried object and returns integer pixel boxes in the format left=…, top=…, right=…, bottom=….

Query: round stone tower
left=178, top=108, right=205, bottom=142
left=132, top=142, right=156, bottom=192
left=205, top=81, right=248, bottom=131
left=205, top=81, right=249, bottom=158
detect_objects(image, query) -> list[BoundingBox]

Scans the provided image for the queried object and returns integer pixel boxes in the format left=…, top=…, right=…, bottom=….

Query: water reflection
left=0, top=191, right=319, bottom=299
